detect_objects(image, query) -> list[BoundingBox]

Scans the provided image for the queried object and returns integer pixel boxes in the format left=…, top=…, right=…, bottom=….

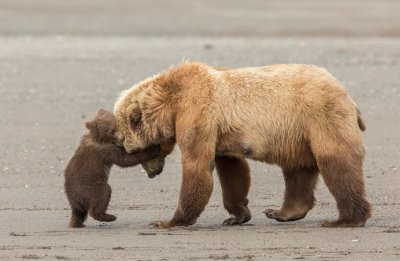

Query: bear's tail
left=356, top=107, right=366, bottom=131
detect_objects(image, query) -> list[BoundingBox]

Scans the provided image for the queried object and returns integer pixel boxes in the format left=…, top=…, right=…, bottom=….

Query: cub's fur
left=64, top=109, right=159, bottom=228
left=114, top=62, right=371, bottom=229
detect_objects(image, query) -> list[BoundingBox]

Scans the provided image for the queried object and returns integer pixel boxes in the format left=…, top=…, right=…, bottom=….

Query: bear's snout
left=142, top=158, right=165, bottom=178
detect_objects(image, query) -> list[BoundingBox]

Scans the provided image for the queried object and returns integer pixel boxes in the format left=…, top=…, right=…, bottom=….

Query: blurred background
left=1, top=0, right=400, bottom=37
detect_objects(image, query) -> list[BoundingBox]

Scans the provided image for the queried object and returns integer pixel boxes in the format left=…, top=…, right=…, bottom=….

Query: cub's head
left=85, top=109, right=124, bottom=146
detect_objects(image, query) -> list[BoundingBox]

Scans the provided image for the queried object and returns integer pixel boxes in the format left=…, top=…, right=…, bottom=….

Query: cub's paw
left=93, top=214, right=117, bottom=222
left=149, top=220, right=172, bottom=229
left=69, top=223, right=86, bottom=228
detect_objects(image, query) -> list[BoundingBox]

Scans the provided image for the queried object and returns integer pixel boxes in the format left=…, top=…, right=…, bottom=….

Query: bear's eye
left=110, top=129, right=116, bottom=135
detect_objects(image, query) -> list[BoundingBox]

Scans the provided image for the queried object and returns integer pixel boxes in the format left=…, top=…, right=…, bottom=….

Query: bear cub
left=64, top=109, right=160, bottom=228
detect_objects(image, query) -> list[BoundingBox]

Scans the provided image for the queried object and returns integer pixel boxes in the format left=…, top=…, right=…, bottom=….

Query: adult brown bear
left=114, top=62, right=371, bottom=229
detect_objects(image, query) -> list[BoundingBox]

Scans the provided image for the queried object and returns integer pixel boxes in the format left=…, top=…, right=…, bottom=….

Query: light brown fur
left=114, top=62, right=371, bottom=228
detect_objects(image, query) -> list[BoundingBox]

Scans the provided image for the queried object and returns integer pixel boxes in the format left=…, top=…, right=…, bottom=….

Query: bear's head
left=85, top=109, right=125, bottom=146
left=114, top=82, right=176, bottom=177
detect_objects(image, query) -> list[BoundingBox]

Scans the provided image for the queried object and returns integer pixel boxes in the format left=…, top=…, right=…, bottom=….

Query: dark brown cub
left=64, top=109, right=160, bottom=228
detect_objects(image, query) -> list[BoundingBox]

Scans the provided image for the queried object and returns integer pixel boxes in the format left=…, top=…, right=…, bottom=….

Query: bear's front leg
left=150, top=122, right=216, bottom=229
left=150, top=156, right=214, bottom=229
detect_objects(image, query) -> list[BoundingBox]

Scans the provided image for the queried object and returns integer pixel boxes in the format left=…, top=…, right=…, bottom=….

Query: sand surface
left=0, top=1, right=399, bottom=260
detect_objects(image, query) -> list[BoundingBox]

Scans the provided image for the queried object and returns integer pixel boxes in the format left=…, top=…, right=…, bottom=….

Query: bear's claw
left=222, top=217, right=244, bottom=226
left=149, top=220, right=171, bottom=229
left=263, top=209, right=306, bottom=222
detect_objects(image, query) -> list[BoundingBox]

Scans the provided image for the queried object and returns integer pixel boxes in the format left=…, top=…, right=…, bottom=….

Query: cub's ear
left=129, top=107, right=142, bottom=128
left=97, top=109, right=108, bottom=115
left=85, top=120, right=97, bottom=131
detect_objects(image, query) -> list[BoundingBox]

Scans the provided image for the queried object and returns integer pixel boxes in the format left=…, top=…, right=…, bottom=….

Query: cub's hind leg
left=215, top=156, right=252, bottom=226
left=69, top=207, right=88, bottom=228
left=89, top=184, right=117, bottom=222
left=264, top=166, right=318, bottom=222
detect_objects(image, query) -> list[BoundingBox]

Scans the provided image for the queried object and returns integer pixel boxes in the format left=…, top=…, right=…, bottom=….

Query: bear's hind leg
left=317, top=153, right=371, bottom=227
left=89, top=184, right=117, bottom=222
left=308, top=105, right=371, bottom=227
left=264, top=166, right=318, bottom=222
left=215, top=156, right=252, bottom=226
left=69, top=207, right=88, bottom=228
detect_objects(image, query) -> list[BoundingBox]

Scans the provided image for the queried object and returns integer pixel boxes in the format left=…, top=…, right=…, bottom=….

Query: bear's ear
left=129, top=107, right=142, bottom=128
left=85, top=120, right=97, bottom=131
